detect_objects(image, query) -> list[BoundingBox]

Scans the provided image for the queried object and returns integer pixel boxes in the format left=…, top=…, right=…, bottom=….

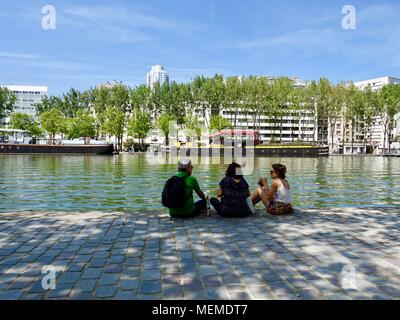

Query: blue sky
left=1, top=0, right=400, bottom=95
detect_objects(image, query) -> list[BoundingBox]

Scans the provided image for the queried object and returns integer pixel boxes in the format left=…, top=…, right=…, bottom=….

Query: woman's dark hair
left=272, top=164, right=287, bottom=179
left=226, top=162, right=243, bottom=179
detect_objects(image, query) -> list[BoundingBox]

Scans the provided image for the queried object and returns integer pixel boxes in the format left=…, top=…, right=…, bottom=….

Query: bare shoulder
left=271, top=179, right=280, bottom=189
left=282, top=179, right=291, bottom=190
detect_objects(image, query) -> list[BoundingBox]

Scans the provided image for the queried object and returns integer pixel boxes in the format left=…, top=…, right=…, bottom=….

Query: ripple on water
left=0, top=155, right=399, bottom=212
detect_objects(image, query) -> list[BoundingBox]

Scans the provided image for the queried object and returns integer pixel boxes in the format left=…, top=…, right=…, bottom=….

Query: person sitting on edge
left=210, top=162, right=253, bottom=218
left=251, top=164, right=294, bottom=215
left=162, top=159, right=207, bottom=218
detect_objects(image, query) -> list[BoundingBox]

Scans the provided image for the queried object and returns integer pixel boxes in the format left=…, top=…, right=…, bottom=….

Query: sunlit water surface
left=0, top=154, right=399, bottom=212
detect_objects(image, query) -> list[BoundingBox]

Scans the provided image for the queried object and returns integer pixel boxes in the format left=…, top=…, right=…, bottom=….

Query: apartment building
left=0, top=85, right=48, bottom=126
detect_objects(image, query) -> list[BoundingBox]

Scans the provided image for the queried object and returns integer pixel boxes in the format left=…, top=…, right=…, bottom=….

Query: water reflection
left=0, top=155, right=399, bottom=212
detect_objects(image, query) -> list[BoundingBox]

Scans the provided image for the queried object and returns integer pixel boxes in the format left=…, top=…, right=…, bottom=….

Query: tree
left=40, top=108, right=66, bottom=143
left=90, top=86, right=110, bottom=137
left=157, top=113, right=174, bottom=146
left=328, top=84, right=345, bottom=151
left=210, top=115, right=232, bottom=131
left=203, top=74, right=226, bottom=115
left=362, top=87, right=380, bottom=151
left=185, top=115, right=204, bottom=142
left=290, top=86, right=304, bottom=143
left=314, top=78, right=332, bottom=144
left=381, top=84, right=400, bottom=154
left=34, top=95, right=64, bottom=115
left=101, top=106, right=126, bottom=151
left=130, top=85, right=151, bottom=116
left=9, top=113, right=42, bottom=136
left=61, top=88, right=91, bottom=117
left=0, top=87, right=16, bottom=119
left=128, top=109, right=152, bottom=148
left=66, top=110, right=96, bottom=141
left=272, top=77, right=294, bottom=142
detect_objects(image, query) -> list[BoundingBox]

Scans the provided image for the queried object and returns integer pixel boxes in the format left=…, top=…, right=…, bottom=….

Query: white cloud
left=235, top=28, right=345, bottom=52
left=63, top=5, right=179, bottom=30
left=0, top=52, right=42, bottom=60
left=59, top=5, right=191, bottom=44
left=358, top=3, right=400, bottom=23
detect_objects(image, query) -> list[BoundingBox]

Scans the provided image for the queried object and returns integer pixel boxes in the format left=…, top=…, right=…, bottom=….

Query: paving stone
left=82, top=268, right=102, bottom=279
left=115, top=290, right=137, bottom=300
left=206, top=287, right=230, bottom=300
left=142, top=269, right=161, bottom=281
left=163, top=284, right=183, bottom=298
left=221, top=273, right=243, bottom=285
left=75, top=280, right=97, bottom=292
left=0, top=290, right=24, bottom=300
left=95, top=286, right=117, bottom=298
left=89, top=259, right=107, bottom=268
left=376, top=285, right=400, bottom=298
left=120, top=279, right=139, bottom=290
left=104, top=264, right=123, bottom=273
left=140, top=281, right=162, bottom=294
left=183, top=277, right=203, bottom=291
left=70, top=292, right=94, bottom=300
left=108, top=255, right=125, bottom=264
left=247, top=285, right=276, bottom=300
left=28, top=281, right=49, bottom=294
left=202, top=275, right=222, bottom=287
left=126, top=258, right=141, bottom=267
left=1, top=209, right=399, bottom=300
left=58, top=272, right=81, bottom=284
left=47, top=284, right=73, bottom=299
left=227, top=290, right=252, bottom=300
left=124, top=267, right=140, bottom=277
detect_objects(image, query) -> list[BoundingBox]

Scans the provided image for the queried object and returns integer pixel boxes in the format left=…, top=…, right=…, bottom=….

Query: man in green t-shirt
left=169, top=159, right=207, bottom=218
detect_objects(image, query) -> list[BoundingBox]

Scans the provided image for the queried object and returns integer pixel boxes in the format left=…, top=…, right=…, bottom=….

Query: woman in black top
left=210, top=163, right=253, bottom=218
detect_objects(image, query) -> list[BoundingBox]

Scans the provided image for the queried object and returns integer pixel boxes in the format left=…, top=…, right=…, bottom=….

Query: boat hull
left=0, top=144, right=114, bottom=155
left=151, top=146, right=330, bottom=158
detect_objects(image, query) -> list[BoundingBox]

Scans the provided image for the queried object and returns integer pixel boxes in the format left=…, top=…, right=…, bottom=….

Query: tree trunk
left=351, top=120, right=354, bottom=155
left=330, top=121, right=335, bottom=153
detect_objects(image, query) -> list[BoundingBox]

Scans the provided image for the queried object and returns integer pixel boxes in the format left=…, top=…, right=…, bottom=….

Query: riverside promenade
left=0, top=208, right=399, bottom=300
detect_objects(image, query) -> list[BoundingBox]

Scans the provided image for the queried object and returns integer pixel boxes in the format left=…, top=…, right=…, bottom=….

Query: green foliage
left=157, top=113, right=174, bottom=145
left=381, top=83, right=400, bottom=118
left=34, top=96, right=64, bottom=115
left=101, top=106, right=126, bottom=138
left=29, top=77, right=400, bottom=149
left=210, top=115, right=232, bottom=131
left=9, top=113, right=42, bottom=136
left=0, top=87, right=16, bottom=118
left=66, top=110, right=96, bottom=139
left=61, top=88, right=91, bottom=117
left=128, top=109, right=152, bottom=144
left=40, top=108, right=66, bottom=142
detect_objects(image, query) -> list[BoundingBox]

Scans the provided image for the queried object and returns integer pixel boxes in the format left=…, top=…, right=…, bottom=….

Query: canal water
left=0, top=154, right=399, bottom=212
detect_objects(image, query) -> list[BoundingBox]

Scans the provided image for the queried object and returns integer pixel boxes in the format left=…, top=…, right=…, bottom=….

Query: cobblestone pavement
left=0, top=208, right=399, bottom=300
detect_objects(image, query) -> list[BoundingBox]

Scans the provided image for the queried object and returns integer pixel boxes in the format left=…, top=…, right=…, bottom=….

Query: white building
left=1, top=85, right=48, bottom=126
left=218, top=77, right=319, bottom=145
left=354, top=76, right=400, bottom=154
left=354, top=76, right=400, bottom=91
left=146, top=65, right=169, bottom=89
left=220, top=107, right=317, bottom=144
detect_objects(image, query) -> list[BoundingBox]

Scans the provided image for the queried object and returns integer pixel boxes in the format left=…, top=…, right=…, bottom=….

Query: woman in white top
left=251, top=164, right=294, bottom=215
